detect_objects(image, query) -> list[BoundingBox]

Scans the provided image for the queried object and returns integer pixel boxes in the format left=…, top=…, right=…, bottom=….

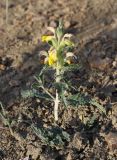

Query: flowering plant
left=22, top=21, right=106, bottom=122
left=40, top=21, right=75, bottom=121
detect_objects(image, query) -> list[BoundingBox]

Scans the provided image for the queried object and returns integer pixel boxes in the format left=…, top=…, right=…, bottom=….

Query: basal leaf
left=21, top=89, right=53, bottom=100
left=90, top=99, right=106, bottom=114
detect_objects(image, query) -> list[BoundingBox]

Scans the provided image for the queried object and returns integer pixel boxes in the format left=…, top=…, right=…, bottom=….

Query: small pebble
left=64, top=21, right=71, bottom=28
left=112, top=61, right=117, bottom=67
left=49, top=20, right=57, bottom=28
left=0, top=64, right=5, bottom=71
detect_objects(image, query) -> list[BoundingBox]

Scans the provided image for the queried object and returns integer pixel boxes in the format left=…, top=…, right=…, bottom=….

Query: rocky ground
left=0, top=0, right=117, bottom=160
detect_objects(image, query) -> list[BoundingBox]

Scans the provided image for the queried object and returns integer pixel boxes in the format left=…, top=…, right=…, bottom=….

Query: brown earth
left=0, top=0, right=117, bottom=160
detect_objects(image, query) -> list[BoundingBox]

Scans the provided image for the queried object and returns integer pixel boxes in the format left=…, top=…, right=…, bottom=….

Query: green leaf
left=31, top=124, right=48, bottom=143
left=55, top=135, right=64, bottom=145
left=21, top=89, right=37, bottom=98
left=54, top=82, right=68, bottom=92
left=38, top=66, right=48, bottom=77
left=0, top=102, right=6, bottom=116
left=60, top=84, right=68, bottom=108
left=21, top=89, right=53, bottom=100
left=62, top=131, right=70, bottom=142
left=86, top=114, right=98, bottom=128
left=51, top=38, right=58, bottom=48
left=0, top=102, right=11, bottom=126
left=90, top=99, right=106, bottom=114
left=34, top=76, right=43, bottom=86
left=56, top=20, right=64, bottom=41
left=31, top=124, right=70, bottom=147
left=63, top=64, right=82, bottom=73
left=61, top=94, right=68, bottom=108
left=67, top=93, right=89, bottom=107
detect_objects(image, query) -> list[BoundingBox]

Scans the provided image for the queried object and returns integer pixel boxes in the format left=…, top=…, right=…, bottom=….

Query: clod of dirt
left=104, top=132, right=117, bottom=151
left=66, top=152, right=72, bottom=160
left=0, top=149, right=4, bottom=160
left=88, top=56, right=112, bottom=71
left=26, top=144, right=41, bottom=160
left=39, top=156, right=55, bottom=160
left=70, top=132, right=88, bottom=150
left=9, top=79, right=20, bottom=87
left=13, top=131, right=25, bottom=143
left=19, top=157, right=30, bottom=160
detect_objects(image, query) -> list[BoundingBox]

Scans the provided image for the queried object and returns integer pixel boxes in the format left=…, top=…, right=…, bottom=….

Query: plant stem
left=42, top=86, right=55, bottom=100
left=54, top=89, right=59, bottom=121
left=34, top=76, right=54, bottom=100
left=54, top=65, right=60, bottom=121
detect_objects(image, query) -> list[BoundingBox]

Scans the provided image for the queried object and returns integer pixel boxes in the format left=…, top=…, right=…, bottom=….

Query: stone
left=64, top=21, right=71, bottom=28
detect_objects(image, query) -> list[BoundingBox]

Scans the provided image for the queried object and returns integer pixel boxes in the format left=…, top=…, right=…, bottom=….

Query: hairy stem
left=54, top=66, right=60, bottom=121
left=54, top=89, right=59, bottom=121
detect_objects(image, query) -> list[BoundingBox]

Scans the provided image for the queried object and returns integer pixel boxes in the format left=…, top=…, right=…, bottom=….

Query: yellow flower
left=42, top=35, right=53, bottom=42
left=48, top=51, right=57, bottom=66
left=44, top=50, right=57, bottom=66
